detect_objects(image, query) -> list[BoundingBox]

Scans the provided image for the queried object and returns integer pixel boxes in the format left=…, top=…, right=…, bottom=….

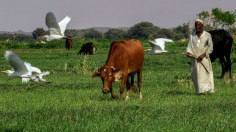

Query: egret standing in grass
left=44, top=12, right=71, bottom=41
left=1, top=51, right=50, bottom=83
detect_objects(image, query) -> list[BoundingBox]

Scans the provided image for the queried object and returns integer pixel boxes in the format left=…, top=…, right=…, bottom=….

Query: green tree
left=197, top=8, right=236, bottom=29
left=0, top=33, right=33, bottom=42
left=148, top=28, right=174, bottom=40
left=126, top=21, right=160, bottom=39
left=0, top=33, right=14, bottom=41
left=32, top=28, right=47, bottom=40
left=80, top=28, right=103, bottom=39
left=104, top=28, right=127, bottom=39
left=160, top=28, right=175, bottom=39
left=65, top=29, right=78, bottom=38
left=173, top=23, right=190, bottom=40
left=212, top=8, right=235, bottom=28
left=14, top=33, right=34, bottom=42
left=198, top=11, right=210, bottom=20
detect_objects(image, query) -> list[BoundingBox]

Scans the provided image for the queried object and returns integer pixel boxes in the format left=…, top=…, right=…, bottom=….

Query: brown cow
left=65, top=36, right=72, bottom=50
left=92, top=39, right=144, bottom=100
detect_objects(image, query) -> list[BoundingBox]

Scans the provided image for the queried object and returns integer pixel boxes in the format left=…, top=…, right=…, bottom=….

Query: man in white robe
left=186, top=19, right=214, bottom=95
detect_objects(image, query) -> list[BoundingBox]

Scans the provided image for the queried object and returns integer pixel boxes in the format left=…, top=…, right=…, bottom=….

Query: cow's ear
left=92, top=72, right=101, bottom=78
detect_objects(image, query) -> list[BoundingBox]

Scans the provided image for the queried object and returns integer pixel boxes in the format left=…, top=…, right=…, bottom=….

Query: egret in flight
left=148, top=38, right=173, bottom=54
left=1, top=51, right=50, bottom=83
left=45, top=12, right=71, bottom=41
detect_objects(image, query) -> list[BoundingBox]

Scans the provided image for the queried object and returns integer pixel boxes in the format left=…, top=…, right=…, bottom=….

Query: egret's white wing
left=22, top=62, right=33, bottom=79
left=46, top=12, right=62, bottom=36
left=38, top=71, right=50, bottom=82
left=4, top=51, right=28, bottom=74
left=34, top=71, right=50, bottom=83
left=156, top=40, right=165, bottom=51
left=24, top=62, right=32, bottom=73
left=153, top=38, right=174, bottom=51
left=58, top=16, right=71, bottom=36
left=31, top=66, right=42, bottom=75
left=163, top=38, right=173, bottom=43
left=48, top=28, right=62, bottom=36
left=155, top=38, right=173, bottom=43
left=149, top=42, right=162, bottom=51
left=19, top=62, right=32, bottom=83
left=31, top=66, right=50, bottom=82
left=40, top=71, right=50, bottom=77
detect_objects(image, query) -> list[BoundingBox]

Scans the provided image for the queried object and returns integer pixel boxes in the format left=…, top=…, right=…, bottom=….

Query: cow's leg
left=66, top=44, right=68, bottom=50
left=120, top=74, right=128, bottom=100
left=68, top=45, right=71, bottom=50
left=219, top=56, right=226, bottom=79
left=110, top=88, right=117, bottom=99
left=137, top=70, right=143, bottom=100
left=225, top=53, right=232, bottom=78
left=125, top=78, right=131, bottom=101
left=130, top=74, right=137, bottom=92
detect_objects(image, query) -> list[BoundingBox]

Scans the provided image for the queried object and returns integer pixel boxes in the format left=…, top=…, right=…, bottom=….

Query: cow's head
left=92, top=66, right=121, bottom=94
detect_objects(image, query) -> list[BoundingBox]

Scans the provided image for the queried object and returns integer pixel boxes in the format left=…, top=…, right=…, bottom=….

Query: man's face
left=195, top=21, right=203, bottom=32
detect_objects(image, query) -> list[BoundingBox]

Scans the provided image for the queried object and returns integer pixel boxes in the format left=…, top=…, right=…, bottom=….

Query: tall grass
left=0, top=39, right=235, bottom=131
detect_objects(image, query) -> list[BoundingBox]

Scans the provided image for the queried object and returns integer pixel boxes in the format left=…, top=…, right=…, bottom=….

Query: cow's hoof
left=111, top=94, right=117, bottom=99
left=125, top=96, right=129, bottom=101
left=139, top=93, right=143, bottom=100
left=102, top=88, right=110, bottom=94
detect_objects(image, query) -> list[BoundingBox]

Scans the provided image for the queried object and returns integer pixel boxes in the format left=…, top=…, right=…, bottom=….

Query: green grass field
left=0, top=39, right=236, bottom=131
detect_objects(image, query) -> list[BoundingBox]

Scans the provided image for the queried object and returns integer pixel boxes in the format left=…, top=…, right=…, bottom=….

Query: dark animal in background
left=208, top=29, right=233, bottom=78
left=65, top=36, right=72, bottom=50
left=92, top=39, right=144, bottom=100
left=77, top=42, right=97, bottom=55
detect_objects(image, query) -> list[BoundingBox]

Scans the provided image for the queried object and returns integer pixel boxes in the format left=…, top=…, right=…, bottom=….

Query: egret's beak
left=1, top=70, right=8, bottom=73
left=148, top=40, right=154, bottom=43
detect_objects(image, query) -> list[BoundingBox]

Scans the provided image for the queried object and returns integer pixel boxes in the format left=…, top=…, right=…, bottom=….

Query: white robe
left=186, top=31, right=214, bottom=94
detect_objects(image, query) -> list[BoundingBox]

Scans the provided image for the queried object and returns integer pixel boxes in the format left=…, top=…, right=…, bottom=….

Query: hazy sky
left=1, top=0, right=236, bottom=32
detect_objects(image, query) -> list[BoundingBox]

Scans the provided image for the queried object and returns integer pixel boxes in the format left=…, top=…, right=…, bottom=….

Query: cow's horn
left=110, top=66, right=116, bottom=71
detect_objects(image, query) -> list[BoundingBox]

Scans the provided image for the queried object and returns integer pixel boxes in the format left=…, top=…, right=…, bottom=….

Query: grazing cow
left=208, top=29, right=233, bottom=78
left=65, top=36, right=72, bottom=50
left=92, top=39, right=144, bottom=100
left=77, top=42, right=97, bottom=55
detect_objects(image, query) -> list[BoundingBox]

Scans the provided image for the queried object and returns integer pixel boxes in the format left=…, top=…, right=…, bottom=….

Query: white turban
left=195, top=19, right=203, bottom=24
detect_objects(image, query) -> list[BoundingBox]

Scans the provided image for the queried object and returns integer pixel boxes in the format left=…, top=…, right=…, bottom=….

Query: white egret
left=45, top=12, right=71, bottom=41
left=148, top=38, right=174, bottom=54
left=1, top=51, right=50, bottom=83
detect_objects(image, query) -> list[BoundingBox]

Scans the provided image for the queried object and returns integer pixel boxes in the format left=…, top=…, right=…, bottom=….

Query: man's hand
left=186, top=52, right=193, bottom=58
left=197, top=53, right=206, bottom=62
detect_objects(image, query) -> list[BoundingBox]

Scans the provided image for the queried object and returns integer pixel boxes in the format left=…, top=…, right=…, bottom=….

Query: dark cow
left=65, top=36, right=72, bottom=50
left=92, top=39, right=144, bottom=100
left=208, top=29, right=233, bottom=78
left=77, top=42, right=96, bottom=55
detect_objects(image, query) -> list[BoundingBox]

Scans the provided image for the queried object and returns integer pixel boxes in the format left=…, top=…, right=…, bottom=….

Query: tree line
left=30, top=22, right=191, bottom=41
